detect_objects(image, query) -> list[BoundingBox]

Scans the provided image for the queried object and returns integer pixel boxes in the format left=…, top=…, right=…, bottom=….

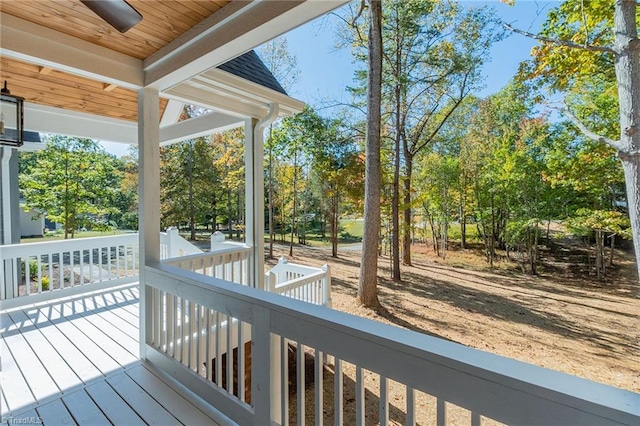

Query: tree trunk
left=236, top=189, right=242, bottom=240
left=489, top=194, right=495, bottom=267
left=391, top=127, right=401, bottom=281
left=620, top=157, right=640, bottom=280
left=614, top=0, right=640, bottom=281
left=330, top=191, right=339, bottom=258
left=227, top=187, right=233, bottom=239
left=211, top=193, right=217, bottom=231
left=460, top=203, right=467, bottom=249
left=289, top=152, right=298, bottom=257
left=402, top=157, right=413, bottom=266
left=460, top=174, right=467, bottom=249
left=609, top=233, right=616, bottom=267
left=595, top=230, right=604, bottom=280
left=357, top=0, right=382, bottom=309
left=301, top=191, right=307, bottom=245
left=186, top=142, right=195, bottom=241
left=268, top=125, right=275, bottom=258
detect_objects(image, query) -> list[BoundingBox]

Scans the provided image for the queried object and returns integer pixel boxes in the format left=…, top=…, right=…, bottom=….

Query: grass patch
left=21, top=229, right=127, bottom=243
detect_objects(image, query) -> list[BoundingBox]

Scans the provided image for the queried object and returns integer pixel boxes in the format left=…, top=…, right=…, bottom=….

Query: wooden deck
left=1, top=284, right=220, bottom=425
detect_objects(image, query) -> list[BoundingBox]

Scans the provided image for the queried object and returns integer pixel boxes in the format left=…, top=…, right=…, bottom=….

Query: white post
left=138, top=87, right=160, bottom=359
left=245, top=105, right=281, bottom=422
left=245, top=118, right=259, bottom=289
left=166, top=226, right=179, bottom=258
left=265, top=271, right=276, bottom=292
left=1, top=147, right=16, bottom=299
left=1, top=147, right=13, bottom=245
left=322, top=264, right=332, bottom=308
left=210, top=230, right=225, bottom=251
left=245, top=104, right=279, bottom=291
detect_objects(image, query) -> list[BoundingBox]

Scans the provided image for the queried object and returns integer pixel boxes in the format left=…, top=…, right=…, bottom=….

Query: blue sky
left=284, top=0, right=556, bottom=105
left=102, top=1, right=558, bottom=156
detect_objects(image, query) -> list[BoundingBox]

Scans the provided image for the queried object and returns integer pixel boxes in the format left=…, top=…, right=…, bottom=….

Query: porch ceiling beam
left=159, top=112, right=244, bottom=146
left=165, top=70, right=305, bottom=119
left=160, top=100, right=185, bottom=127
left=195, top=69, right=305, bottom=116
left=25, top=103, right=244, bottom=146
left=144, top=0, right=350, bottom=91
left=24, top=103, right=138, bottom=144
left=163, top=85, right=267, bottom=119
left=0, top=14, right=143, bottom=89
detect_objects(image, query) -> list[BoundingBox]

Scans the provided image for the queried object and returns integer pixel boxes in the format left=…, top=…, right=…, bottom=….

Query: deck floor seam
left=1, top=285, right=219, bottom=425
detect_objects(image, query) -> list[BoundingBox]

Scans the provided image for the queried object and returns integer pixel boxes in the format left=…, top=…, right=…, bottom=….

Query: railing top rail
left=272, top=270, right=326, bottom=291
left=0, top=233, right=139, bottom=258
left=149, top=263, right=640, bottom=425
left=161, top=243, right=250, bottom=266
left=270, top=261, right=323, bottom=276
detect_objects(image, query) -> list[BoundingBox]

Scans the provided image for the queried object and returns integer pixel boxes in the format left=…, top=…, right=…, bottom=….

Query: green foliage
left=268, top=107, right=364, bottom=249
left=566, top=209, right=631, bottom=239
left=159, top=107, right=247, bottom=238
left=19, top=135, right=122, bottom=238
left=529, top=0, right=615, bottom=92
left=21, top=259, right=41, bottom=279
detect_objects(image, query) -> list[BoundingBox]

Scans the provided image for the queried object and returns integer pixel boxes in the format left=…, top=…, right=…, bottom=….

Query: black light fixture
left=80, top=0, right=143, bottom=33
left=0, top=81, right=24, bottom=148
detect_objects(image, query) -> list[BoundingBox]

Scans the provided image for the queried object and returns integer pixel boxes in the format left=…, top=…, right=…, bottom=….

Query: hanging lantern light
left=0, top=81, right=25, bottom=147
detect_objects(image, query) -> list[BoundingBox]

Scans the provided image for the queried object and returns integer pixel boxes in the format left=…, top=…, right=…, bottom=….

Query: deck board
left=41, top=308, right=124, bottom=375
left=7, top=309, right=82, bottom=392
left=126, top=364, right=217, bottom=425
left=1, top=284, right=220, bottom=425
left=57, top=299, right=139, bottom=358
left=20, top=305, right=104, bottom=385
left=85, top=381, right=146, bottom=426
left=61, top=390, right=111, bottom=426
left=36, top=399, right=76, bottom=425
left=106, top=372, right=181, bottom=425
left=1, top=339, right=37, bottom=415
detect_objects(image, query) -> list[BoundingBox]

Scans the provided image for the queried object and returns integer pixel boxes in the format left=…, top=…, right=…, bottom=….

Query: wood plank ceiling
left=0, top=0, right=231, bottom=122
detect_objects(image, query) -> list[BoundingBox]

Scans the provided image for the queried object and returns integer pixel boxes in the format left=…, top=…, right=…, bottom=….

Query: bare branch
left=504, top=24, right=615, bottom=54
left=352, top=0, right=366, bottom=26
left=580, top=0, right=590, bottom=48
left=560, top=106, right=623, bottom=151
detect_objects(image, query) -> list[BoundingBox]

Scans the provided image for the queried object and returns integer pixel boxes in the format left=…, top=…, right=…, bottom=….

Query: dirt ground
left=266, top=238, right=640, bottom=424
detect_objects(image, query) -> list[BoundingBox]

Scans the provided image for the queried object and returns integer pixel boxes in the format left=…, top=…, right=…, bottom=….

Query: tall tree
left=343, top=0, right=503, bottom=279
left=513, top=0, right=640, bottom=280
left=258, top=37, right=300, bottom=258
left=20, top=135, right=120, bottom=239
left=357, top=0, right=383, bottom=309
left=306, top=111, right=365, bottom=257
left=112, top=149, right=139, bottom=230
left=160, top=137, right=217, bottom=237
left=211, top=129, right=245, bottom=239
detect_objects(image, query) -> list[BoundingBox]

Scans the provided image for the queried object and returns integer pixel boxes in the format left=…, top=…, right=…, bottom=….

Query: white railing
left=0, top=229, right=206, bottom=310
left=160, top=227, right=203, bottom=259
left=164, top=233, right=331, bottom=308
left=0, top=234, right=139, bottom=310
left=266, top=257, right=331, bottom=307
left=162, top=240, right=251, bottom=286
left=145, top=265, right=640, bottom=426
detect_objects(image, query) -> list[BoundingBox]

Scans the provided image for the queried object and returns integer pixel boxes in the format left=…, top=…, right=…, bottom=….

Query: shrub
left=21, top=259, right=41, bottom=279
left=41, top=276, right=50, bottom=291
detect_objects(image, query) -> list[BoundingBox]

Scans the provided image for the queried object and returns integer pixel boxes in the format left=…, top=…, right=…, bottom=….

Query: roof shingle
left=217, top=50, right=287, bottom=96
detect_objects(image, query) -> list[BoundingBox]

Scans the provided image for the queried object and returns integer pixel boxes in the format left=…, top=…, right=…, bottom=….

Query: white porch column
left=244, top=105, right=281, bottom=423
left=244, top=104, right=278, bottom=290
left=138, top=87, right=160, bottom=359
left=244, top=118, right=261, bottom=289
left=1, top=146, right=19, bottom=299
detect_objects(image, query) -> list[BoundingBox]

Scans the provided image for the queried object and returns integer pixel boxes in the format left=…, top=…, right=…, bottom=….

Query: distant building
left=1, top=131, right=43, bottom=244
left=19, top=202, right=45, bottom=238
